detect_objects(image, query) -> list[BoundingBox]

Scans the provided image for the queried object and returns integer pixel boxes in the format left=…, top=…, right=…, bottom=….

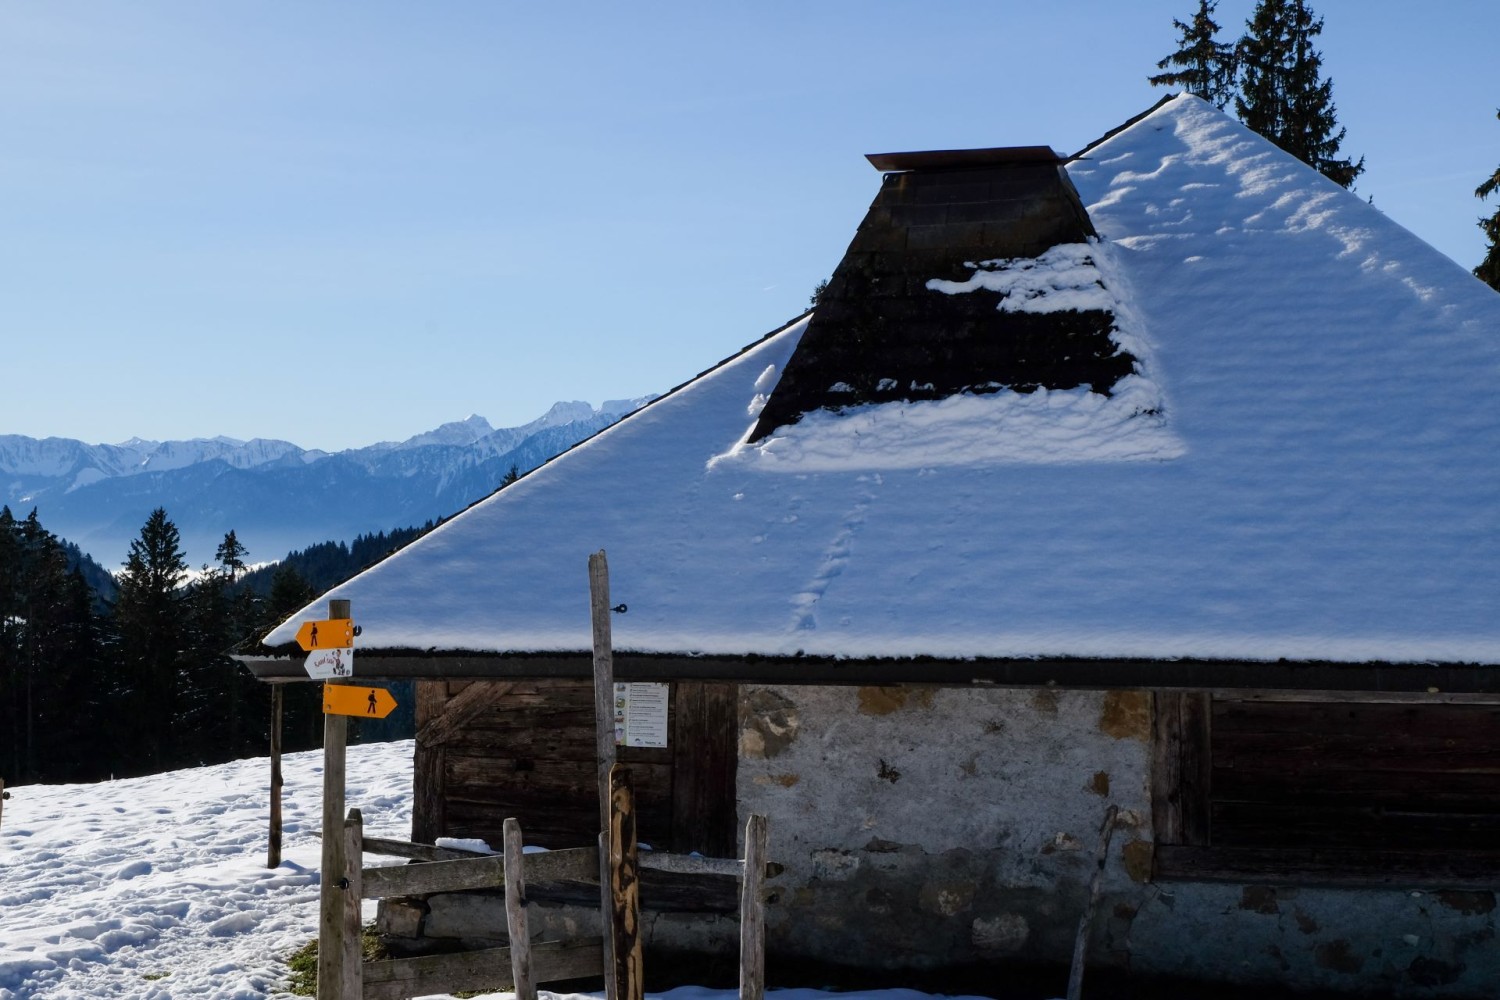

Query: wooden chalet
left=247, top=95, right=1500, bottom=997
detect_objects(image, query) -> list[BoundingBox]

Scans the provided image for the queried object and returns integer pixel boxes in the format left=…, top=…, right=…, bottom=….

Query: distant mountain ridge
left=0, top=399, right=647, bottom=568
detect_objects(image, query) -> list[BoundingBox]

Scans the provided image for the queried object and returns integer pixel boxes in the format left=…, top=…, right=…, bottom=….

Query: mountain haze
left=0, top=399, right=647, bottom=567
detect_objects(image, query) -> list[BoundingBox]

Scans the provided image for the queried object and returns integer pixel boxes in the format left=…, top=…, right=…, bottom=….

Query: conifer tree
left=0, top=507, right=109, bottom=782
left=1476, top=110, right=1500, bottom=292
left=114, top=507, right=188, bottom=773
left=214, top=529, right=248, bottom=583
left=1235, top=0, right=1363, bottom=188
left=1149, top=0, right=1237, bottom=109
left=267, top=564, right=316, bottom=621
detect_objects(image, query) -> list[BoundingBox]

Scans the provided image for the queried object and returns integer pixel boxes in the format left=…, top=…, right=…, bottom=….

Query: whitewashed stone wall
left=738, top=684, right=1500, bottom=995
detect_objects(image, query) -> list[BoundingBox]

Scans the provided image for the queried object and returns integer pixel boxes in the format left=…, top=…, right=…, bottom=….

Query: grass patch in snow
left=284, top=926, right=388, bottom=996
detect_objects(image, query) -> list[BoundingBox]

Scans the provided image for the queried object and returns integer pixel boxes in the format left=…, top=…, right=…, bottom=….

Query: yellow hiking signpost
left=295, top=618, right=354, bottom=651
left=322, top=683, right=397, bottom=719
left=298, top=618, right=358, bottom=679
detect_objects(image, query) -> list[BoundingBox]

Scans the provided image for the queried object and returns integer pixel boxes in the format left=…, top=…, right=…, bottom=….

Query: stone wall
left=738, top=684, right=1500, bottom=996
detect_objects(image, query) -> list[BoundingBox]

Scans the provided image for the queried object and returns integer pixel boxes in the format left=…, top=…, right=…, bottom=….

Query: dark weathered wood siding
left=413, top=679, right=737, bottom=856
left=1153, top=693, right=1500, bottom=886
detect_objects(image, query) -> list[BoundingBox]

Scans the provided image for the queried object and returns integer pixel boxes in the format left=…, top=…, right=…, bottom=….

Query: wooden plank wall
left=1210, top=700, right=1500, bottom=851
left=412, top=678, right=737, bottom=855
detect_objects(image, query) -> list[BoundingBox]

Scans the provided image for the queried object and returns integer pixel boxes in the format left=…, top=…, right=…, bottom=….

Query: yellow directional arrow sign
left=323, top=683, right=397, bottom=719
left=295, top=618, right=354, bottom=651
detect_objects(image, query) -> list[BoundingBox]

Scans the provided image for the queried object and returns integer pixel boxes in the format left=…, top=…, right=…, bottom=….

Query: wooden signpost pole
left=268, top=685, right=284, bottom=869
left=318, top=598, right=352, bottom=1000
left=588, top=551, right=619, bottom=1000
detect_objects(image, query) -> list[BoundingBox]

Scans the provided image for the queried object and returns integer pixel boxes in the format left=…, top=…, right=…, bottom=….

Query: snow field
left=0, top=741, right=1010, bottom=1000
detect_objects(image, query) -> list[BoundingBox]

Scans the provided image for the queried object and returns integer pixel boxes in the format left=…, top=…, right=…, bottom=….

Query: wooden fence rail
left=322, top=809, right=771, bottom=1000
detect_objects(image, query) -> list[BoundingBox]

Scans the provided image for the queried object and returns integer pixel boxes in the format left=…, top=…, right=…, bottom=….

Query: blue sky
left=3, top=2, right=1497, bottom=452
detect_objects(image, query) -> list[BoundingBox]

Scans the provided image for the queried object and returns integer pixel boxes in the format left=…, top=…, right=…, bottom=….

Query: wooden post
left=268, top=685, right=284, bottom=869
left=503, top=817, right=536, bottom=1000
left=1066, top=804, right=1119, bottom=1000
left=739, top=814, right=768, bottom=1000
left=608, top=764, right=643, bottom=1000
left=589, top=551, right=618, bottom=1000
left=598, top=830, right=616, bottom=1000
left=589, top=551, right=618, bottom=831
left=318, top=598, right=352, bottom=1000
left=343, top=808, right=364, bottom=1000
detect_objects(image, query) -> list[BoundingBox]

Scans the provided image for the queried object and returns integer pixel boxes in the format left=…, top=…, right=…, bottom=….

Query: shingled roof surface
left=266, top=95, right=1500, bottom=665
left=749, top=147, right=1137, bottom=441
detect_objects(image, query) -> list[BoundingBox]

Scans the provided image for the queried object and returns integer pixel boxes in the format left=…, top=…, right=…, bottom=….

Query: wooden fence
left=320, top=774, right=769, bottom=1000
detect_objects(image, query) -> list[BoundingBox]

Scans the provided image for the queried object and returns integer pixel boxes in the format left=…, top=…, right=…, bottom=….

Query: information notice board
left=613, top=682, right=669, bottom=748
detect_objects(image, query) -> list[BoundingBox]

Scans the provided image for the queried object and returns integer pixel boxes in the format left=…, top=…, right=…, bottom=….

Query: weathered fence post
left=1066, top=803, right=1119, bottom=1000
left=609, top=764, right=644, bottom=1000
left=268, top=685, right=284, bottom=869
left=739, top=814, right=768, bottom=1000
left=318, top=598, right=352, bottom=1000
left=342, top=808, right=364, bottom=999
left=589, top=551, right=619, bottom=1000
left=503, top=817, right=536, bottom=1000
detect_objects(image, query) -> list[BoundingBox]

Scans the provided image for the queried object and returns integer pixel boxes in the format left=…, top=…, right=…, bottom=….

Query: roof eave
left=237, top=651, right=1500, bottom=695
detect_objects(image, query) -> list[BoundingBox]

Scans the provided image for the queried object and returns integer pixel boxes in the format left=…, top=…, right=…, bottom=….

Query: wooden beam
left=360, top=846, right=599, bottom=898
left=503, top=818, right=535, bottom=1000
left=238, top=653, right=1500, bottom=696
left=609, top=764, right=644, bottom=1000
left=739, top=814, right=768, bottom=1000
left=590, top=551, right=619, bottom=1000
left=367, top=833, right=750, bottom=869
left=414, top=680, right=520, bottom=748
left=1178, top=693, right=1211, bottom=846
left=599, top=830, right=616, bottom=1000
left=361, top=837, right=490, bottom=863
left=412, top=682, right=447, bottom=844
left=672, top=682, right=740, bottom=857
left=1151, top=691, right=1211, bottom=853
left=343, top=809, right=364, bottom=1000
left=640, top=852, right=746, bottom=878
left=590, top=551, right=618, bottom=834
left=1150, top=692, right=1183, bottom=847
left=361, top=938, right=604, bottom=1000
left=1155, top=844, right=1500, bottom=889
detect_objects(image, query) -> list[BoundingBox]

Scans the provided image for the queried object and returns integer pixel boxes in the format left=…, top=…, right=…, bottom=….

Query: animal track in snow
left=789, top=485, right=877, bottom=633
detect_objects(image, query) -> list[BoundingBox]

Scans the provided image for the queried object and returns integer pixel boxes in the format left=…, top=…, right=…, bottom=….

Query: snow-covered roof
left=265, top=95, right=1500, bottom=667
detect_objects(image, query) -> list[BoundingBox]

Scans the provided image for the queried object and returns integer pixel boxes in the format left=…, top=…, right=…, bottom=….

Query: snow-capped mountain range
left=0, top=399, right=647, bottom=569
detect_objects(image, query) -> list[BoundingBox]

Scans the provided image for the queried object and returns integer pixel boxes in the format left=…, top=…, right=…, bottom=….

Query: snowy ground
left=0, top=740, right=1005, bottom=1000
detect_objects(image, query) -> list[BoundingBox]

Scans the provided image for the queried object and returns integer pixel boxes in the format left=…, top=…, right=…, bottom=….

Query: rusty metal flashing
left=236, top=652, right=1500, bottom=694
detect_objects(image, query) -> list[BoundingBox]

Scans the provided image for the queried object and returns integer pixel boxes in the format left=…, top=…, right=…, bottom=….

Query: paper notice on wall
left=613, top=682, right=669, bottom=748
